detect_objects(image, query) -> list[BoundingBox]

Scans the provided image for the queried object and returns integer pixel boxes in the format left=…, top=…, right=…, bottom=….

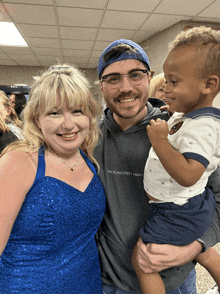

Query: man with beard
left=94, top=39, right=220, bottom=294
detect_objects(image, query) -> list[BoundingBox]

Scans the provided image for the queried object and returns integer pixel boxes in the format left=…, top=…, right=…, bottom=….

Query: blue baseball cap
left=98, top=39, right=150, bottom=78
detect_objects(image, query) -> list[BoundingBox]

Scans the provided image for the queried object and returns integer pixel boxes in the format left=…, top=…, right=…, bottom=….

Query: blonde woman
left=149, top=73, right=166, bottom=101
left=0, top=64, right=105, bottom=293
left=0, top=91, right=23, bottom=139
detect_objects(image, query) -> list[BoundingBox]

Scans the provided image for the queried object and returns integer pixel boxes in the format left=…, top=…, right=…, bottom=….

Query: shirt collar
left=183, top=107, right=220, bottom=119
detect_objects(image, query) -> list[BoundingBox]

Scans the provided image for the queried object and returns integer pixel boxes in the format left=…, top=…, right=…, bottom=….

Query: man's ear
left=99, top=81, right=104, bottom=93
left=202, top=75, right=219, bottom=94
left=148, top=72, right=153, bottom=81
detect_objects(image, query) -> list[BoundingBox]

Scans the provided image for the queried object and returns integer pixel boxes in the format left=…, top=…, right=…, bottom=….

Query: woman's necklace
left=52, top=149, right=80, bottom=171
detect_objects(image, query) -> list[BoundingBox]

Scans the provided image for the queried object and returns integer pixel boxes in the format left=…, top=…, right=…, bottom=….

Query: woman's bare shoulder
left=0, top=150, right=38, bottom=188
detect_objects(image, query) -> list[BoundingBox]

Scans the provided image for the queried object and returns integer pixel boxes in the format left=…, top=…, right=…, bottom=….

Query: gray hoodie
left=94, top=98, right=220, bottom=292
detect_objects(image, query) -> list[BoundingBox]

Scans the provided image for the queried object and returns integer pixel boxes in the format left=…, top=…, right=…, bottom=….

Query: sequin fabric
left=0, top=147, right=106, bottom=293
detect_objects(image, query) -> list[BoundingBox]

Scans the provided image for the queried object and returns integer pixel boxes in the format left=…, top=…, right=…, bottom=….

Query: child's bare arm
left=132, top=238, right=165, bottom=294
left=147, top=118, right=205, bottom=187
left=196, top=247, right=220, bottom=289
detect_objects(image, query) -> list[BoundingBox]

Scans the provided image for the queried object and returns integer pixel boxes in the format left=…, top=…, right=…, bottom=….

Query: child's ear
left=202, top=75, right=219, bottom=94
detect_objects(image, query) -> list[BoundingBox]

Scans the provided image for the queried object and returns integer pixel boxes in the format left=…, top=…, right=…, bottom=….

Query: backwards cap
left=98, top=39, right=150, bottom=78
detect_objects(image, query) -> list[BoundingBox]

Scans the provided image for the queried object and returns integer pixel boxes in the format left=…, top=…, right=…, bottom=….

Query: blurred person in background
left=9, top=91, right=27, bottom=120
left=149, top=73, right=166, bottom=101
left=0, top=91, right=23, bottom=139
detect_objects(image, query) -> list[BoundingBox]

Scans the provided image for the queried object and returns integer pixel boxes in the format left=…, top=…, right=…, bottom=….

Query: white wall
left=140, top=22, right=182, bottom=75
left=213, top=93, right=220, bottom=109
left=0, top=64, right=102, bottom=104
left=141, top=21, right=220, bottom=76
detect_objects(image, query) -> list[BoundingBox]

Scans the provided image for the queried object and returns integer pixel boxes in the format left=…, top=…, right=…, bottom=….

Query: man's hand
left=136, top=237, right=203, bottom=273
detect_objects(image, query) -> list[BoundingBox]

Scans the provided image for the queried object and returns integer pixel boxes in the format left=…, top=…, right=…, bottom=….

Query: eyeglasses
left=100, top=69, right=149, bottom=87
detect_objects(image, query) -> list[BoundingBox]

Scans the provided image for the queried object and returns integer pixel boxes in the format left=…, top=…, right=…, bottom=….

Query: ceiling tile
left=60, top=27, right=98, bottom=40
left=56, top=0, right=107, bottom=9
left=0, top=46, right=33, bottom=55
left=141, top=14, right=190, bottom=31
left=63, top=49, right=91, bottom=57
left=16, top=59, right=41, bottom=66
left=101, top=11, right=149, bottom=29
left=37, top=55, right=62, bottom=66
left=132, top=30, right=156, bottom=44
left=58, top=7, right=103, bottom=27
left=91, top=50, right=103, bottom=58
left=2, top=0, right=53, bottom=5
left=0, top=59, right=17, bottom=65
left=1, top=0, right=220, bottom=70
left=32, top=48, right=62, bottom=56
left=93, top=41, right=111, bottom=51
left=62, top=40, right=94, bottom=50
left=18, top=24, right=59, bottom=38
left=4, top=3, right=56, bottom=25
left=107, top=0, right=161, bottom=12
left=63, top=56, right=89, bottom=64
left=7, top=54, right=37, bottom=61
left=97, top=28, right=135, bottom=41
left=198, top=1, right=220, bottom=19
left=0, top=3, right=11, bottom=22
left=88, top=57, right=99, bottom=64
left=0, top=53, right=11, bottom=60
left=192, top=16, right=220, bottom=23
left=154, top=0, right=215, bottom=16
left=26, top=38, right=60, bottom=48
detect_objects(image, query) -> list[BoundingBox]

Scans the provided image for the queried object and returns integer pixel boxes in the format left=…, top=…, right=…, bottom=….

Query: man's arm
left=136, top=166, right=220, bottom=273
left=136, top=238, right=203, bottom=273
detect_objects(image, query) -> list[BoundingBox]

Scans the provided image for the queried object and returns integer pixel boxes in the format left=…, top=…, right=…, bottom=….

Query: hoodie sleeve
left=200, top=165, right=220, bottom=249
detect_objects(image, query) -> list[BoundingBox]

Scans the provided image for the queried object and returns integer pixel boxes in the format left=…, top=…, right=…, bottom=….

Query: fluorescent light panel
left=0, top=22, right=28, bottom=46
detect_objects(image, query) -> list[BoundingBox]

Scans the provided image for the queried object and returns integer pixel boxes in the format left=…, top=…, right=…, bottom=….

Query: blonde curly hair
left=0, top=114, right=10, bottom=133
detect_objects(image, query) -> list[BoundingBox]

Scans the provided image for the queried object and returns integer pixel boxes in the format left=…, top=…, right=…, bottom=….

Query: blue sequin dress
left=0, top=146, right=106, bottom=293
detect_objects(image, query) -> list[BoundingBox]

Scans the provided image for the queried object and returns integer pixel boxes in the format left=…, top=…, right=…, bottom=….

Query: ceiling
left=0, top=0, right=220, bottom=69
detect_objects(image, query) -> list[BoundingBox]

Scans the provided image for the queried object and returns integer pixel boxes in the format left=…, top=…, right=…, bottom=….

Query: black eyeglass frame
left=100, top=69, right=149, bottom=83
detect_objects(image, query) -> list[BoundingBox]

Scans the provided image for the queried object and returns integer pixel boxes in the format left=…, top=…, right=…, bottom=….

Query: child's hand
left=159, top=105, right=169, bottom=112
left=146, top=118, right=169, bottom=146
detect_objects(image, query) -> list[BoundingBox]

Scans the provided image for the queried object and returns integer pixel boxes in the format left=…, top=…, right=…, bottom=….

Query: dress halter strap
left=80, top=149, right=97, bottom=174
left=27, top=145, right=46, bottom=194
left=28, top=147, right=97, bottom=195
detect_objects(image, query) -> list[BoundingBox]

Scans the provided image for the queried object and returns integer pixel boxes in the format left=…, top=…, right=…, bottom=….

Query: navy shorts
left=140, top=187, right=215, bottom=245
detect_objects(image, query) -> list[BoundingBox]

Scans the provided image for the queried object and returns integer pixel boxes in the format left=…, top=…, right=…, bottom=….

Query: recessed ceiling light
left=0, top=22, right=28, bottom=46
